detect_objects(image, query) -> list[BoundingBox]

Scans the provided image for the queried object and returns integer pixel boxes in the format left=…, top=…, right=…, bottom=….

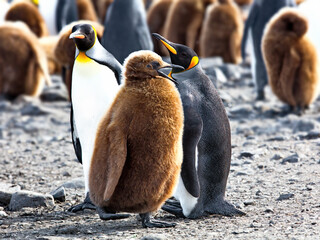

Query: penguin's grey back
left=102, top=0, right=153, bottom=64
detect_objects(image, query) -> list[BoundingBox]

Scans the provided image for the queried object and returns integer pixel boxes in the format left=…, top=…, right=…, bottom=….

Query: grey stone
left=0, top=183, right=21, bottom=205
left=244, top=200, right=254, bottom=206
left=21, top=103, right=52, bottom=116
left=229, top=104, right=253, bottom=118
left=299, top=130, right=320, bottom=140
left=50, top=186, right=66, bottom=202
left=281, top=153, right=299, bottom=164
left=8, top=190, right=54, bottom=211
left=276, top=193, right=294, bottom=201
left=61, top=178, right=85, bottom=189
left=271, top=154, right=283, bottom=161
left=141, top=235, right=165, bottom=240
left=0, top=211, right=8, bottom=217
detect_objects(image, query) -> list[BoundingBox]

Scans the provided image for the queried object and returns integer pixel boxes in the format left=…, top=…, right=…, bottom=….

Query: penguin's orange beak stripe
left=187, top=56, right=199, bottom=70
left=73, top=35, right=85, bottom=39
left=161, top=40, right=177, bottom=55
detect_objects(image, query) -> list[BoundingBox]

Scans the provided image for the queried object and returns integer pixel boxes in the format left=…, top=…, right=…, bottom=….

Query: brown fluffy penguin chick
left=91, top=0, right=114, bottom=23
left=54, top=20, right=104, bottom=99
left=76, top=0, right=98, bottom=22
left=163, top=0, right=205, bottom=54
left=39, top=36, right=61, bottom=75
left=0, top=21, right=51, bottom=99
left=5, top=0, right=48, bottom=38
left=200, top=0, right=243, bottom=64
left=147, top=0, right=173, bottom=56
left=89, top=50, right=183, bottom=228
left=262, top=8, right=319, bottom=112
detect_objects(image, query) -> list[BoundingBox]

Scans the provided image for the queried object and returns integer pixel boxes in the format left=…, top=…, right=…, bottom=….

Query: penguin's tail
left=266, top=8, right=308, bottom=39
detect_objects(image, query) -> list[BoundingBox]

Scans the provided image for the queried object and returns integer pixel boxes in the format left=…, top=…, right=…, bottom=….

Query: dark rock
left=0, top=183, right=21, bottom=205
left=50, top=186, right=66, bottom=202
left=235, top=172, right=248, bottom=176
left=62, top=171, right=71, bottom=177
left=229, top=104, right=253, bottom=118
left=281, top=154, right=299, bottom=164
left=8, top=190, right=54, bottom=211
left=20, top=102, right=52, bottom=116
left=244, top=200, right=254, bottom=206
left=299, top=130, right=320, bottom=140
left=61, top=178, right=84, bottom=189
left=276, top=193, right=294, bottom=201
left=264, top=208, right=274, bottom=213
left=239, top=151, right=254, bottom=159
left=267, top=136, right=286, bottom=141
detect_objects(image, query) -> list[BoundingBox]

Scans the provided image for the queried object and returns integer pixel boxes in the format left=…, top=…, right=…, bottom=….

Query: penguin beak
left=157, top=64, right=184, bottom=85
left=152, top=33, right=177, bottom=55
left=69, top=30, right=85, bottom=39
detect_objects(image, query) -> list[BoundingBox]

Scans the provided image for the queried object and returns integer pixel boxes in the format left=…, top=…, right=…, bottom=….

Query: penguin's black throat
left=70, top=24, right=96, bottom=51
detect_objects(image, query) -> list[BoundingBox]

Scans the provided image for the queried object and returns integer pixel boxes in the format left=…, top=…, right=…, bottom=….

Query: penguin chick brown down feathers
left=89, top=50, right=184, bottom=223
left=262, top=8, right=319, bottom=110
left=5, top=0, right=49, bottom=38
left=76, top=0, right=98, bottom=22
left=200, top=0, right=243, bottom=63
left=0, top=21, right=51, bottom=99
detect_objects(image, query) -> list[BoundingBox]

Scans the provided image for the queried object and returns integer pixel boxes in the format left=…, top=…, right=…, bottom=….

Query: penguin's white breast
left=39, top=0, right=59, bottom=35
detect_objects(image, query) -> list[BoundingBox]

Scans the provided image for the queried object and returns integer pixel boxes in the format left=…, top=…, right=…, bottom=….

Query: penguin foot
left=205, top=200, right=246, bottom=217
left=97, top=207, right=131, bottom=220
left=161, top=203, right=185, bottom=218
left=256, top=90, right=265, bottom=101
left=68, top=193, right=96, bottom=212
left=140, top=212, right=176, bottom=228
left=165, top=198, right=182, bottom=208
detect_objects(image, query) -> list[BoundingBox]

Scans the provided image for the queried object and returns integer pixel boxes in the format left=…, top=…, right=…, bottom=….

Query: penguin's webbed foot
left=205, top=200, right=246, bottom=217
left=256, top=90, right=265, bottom=101
left=97, top=207, right=131, bottom=220
left=68, top=192, right=96, bottom=212
left=140, top=212, right=176, bottom=228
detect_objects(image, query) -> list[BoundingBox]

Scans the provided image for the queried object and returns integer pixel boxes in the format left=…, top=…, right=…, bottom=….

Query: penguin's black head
left=69, top=24, right=96, bottom=51
left=152, top=33, right=199, bottom=74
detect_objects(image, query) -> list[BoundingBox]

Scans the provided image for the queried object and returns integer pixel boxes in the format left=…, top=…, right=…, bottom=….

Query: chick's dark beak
left=156, top=64, right=184, bottom=85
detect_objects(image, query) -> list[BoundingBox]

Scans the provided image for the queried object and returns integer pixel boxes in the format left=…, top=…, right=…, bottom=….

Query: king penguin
left=241, top=0, right=296, bottom=100
left=89, top=50, right=184, bottom=228
left=101, top=0, right=153, bottom=64
left=153, top=33, right=245, bottom=218
left=68, top=23, right=125, bottom=219
left=38, top=0, right=78, bottom=35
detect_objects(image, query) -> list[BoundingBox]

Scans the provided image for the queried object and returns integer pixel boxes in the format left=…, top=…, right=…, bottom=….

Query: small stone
left=8, top=190, right=54, bottom=211
left=20, top=103, right=52, bottom=116
left=0, top=211, right=8, bottom=217
left=61, top=178, right=84, bottom=189
left=62, top=171, right=71, bottom=177
left=0, top=183, right=21, bottom=205
left=264, top=208, right=274, bottom=213
left=141, top=235, right=166, bottom=240
left=299, top=130, right=320, bottom=140
left=239, top=151, right=254, bottom=159
left=50, top=186, right=66, bottom=202
left=281, top=154, right=299, bottom=164
left=244, top=200, right=254, bottom=206
left=235, top=172, right=247, bottom=176
left=267, top=136, right=286, bottom=141
left=271, top=154, right=282, bottom=161
left=229, top=104, right=253, bottom=118
left=276, top=193, right=294, bottom=201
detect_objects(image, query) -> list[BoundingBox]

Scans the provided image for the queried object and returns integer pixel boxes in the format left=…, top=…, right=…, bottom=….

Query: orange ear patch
left=186, top=56, right=199, bottom=70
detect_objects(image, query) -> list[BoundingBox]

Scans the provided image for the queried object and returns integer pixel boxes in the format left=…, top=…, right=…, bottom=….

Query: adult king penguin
left=89, top=50, right=184, bottom=228
left=69, top=23, right=128, bottom=220
left=241, top=0, right=296, bottom=100
left=101, top=0, right=153, bottom=64
left=153, top=33, right=245, bottom=218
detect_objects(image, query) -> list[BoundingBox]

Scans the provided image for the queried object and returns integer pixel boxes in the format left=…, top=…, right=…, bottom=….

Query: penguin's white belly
left=173, top=148, right=199, bottom=217
left=72, top=59, right=119, bottom=192
left=39, top=0, right=59, bottom=35
left=0, top=1, right=9, bottom=24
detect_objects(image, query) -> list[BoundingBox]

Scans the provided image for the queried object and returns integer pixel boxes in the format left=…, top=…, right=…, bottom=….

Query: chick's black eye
left=147, top=64, right=152, bottom=69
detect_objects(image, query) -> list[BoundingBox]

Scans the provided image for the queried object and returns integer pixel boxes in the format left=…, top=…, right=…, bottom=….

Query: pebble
left=271, top=154, right=283, bottom=161
left=0, top=183, right=21, bottom=205
left=61, top=178, right=84, bottom=189
left=141, top=235, right=166, bottom=240
left=229, top=104, right=254, bottom=118
left=244, top=200, right=254, bottom=206
left=281, top=154, right=299, bottom=164
left=276, top=193, right=294, bottom=201
left=50, top=186, right=66, bottom=202
left=20, top=102, right=52, bottom=116
left=0, top=211, right=8, bottom=217
left=239, top=151, right=254, bottom=159
left=8, top=190, right=54, bottom=211
left=299, top=130, right=320, bottom=140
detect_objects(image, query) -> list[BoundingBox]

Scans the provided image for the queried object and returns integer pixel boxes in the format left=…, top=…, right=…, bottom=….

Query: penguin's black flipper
left=140, top=212, right=176, bottom=228
left=70, top=104, right=82, bottom=164
left=86, top=43, right=123, bottom=84
left=68, top=192, right=95, bottom=212
left=180, top=97, right=203, bottom=198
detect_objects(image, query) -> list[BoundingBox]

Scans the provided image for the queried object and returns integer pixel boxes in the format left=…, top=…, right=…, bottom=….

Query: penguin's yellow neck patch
left=32, top=0, right=39, bottom=5
left=186, top=56, right=199, bottom=70
left=76, top=52, right=92, bottom=63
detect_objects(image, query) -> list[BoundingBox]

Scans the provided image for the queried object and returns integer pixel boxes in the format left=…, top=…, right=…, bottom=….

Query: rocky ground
left=0, top=59, right=319, bottom=239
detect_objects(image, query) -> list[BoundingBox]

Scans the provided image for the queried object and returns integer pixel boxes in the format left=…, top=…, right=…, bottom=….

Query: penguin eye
left=147, top=64, right=152, bottom=69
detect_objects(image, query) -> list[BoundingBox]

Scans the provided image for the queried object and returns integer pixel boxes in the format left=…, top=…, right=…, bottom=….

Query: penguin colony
left=1, top=0, right=320, bottom=228
left=262, top=8, right=319, bottom=112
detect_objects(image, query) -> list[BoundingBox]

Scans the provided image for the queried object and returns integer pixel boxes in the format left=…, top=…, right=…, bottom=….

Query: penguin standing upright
left=101, top=0, right=153, bottom=64
left=38, top=0, right=78, bottom=35
left=262, top=8, right=319, bottom=113
left=68, top=23, right=123, bottom=216
left=153, top=33, right=245, bottom=218
left=200, top=0, right=243, bottom=64
left=241, top=0, right=296, bottom=100
left=89, top=50, right=184, bottom=228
